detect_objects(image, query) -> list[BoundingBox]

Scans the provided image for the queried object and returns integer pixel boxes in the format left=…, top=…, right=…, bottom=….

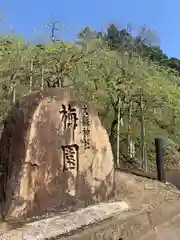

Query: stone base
left=0, top=201, right=129, bottom=240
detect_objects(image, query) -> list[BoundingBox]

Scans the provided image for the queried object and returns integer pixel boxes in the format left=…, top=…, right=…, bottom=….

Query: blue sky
left=0, top=0, right=180, bottom=58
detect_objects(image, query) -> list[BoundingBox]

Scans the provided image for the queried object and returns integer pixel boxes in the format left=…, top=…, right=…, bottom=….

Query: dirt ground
left=63, top=171, right=180, bottom=240
left=1, top=170, right=180, bottom=239
left=114, top=170, right=180, bottom=209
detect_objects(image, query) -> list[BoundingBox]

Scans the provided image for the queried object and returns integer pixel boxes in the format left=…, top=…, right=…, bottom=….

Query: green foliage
left=79, top=23, right=180, bottom=75
left=0, top=23, right=180, bottom=169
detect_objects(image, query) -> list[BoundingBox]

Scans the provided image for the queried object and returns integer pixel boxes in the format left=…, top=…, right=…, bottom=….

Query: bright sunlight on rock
left=0, top=88, right=114, bottom=221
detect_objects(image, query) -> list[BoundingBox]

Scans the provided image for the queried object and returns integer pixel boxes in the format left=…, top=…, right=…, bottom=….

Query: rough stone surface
left=0, top=201, right=129, bottom=240
left=59, top=171, right=180, bottom=240
left=1, top=171, right=180, bottom=238
left=0, top=88, right=114, bottom=221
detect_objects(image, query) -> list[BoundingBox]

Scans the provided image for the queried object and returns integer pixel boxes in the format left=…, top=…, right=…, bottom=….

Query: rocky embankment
left=1, top=170, right=180, bottom=239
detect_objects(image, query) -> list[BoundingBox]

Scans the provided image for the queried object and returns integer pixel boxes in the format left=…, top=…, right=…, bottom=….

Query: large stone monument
left=0, top=88, right=114, bottom=221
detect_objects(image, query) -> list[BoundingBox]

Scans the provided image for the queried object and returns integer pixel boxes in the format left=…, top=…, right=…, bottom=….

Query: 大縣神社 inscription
left=81, top=104, right=91, bottom=150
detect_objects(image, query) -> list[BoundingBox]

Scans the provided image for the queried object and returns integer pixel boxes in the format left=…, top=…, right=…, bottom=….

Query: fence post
left=155, top=138, right=166, bottom=183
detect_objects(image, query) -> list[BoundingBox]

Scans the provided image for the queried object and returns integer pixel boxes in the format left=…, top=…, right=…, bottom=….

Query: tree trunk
left=129, top=140, right=135, bottom=158
left=109, top=119, right=117, bottom=145
left=41, top=67, right=44, bottom=91
left=12, top=84, right=16, bottom=104
left=29, top=60, right=33, bottom=92
left=10, top=74, right=16, bottom=104
left=127, top=100, right=133, bottom=158
left=140, top=94, right=147, bottom=171
left=116, top=97, right=121, bottom=168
